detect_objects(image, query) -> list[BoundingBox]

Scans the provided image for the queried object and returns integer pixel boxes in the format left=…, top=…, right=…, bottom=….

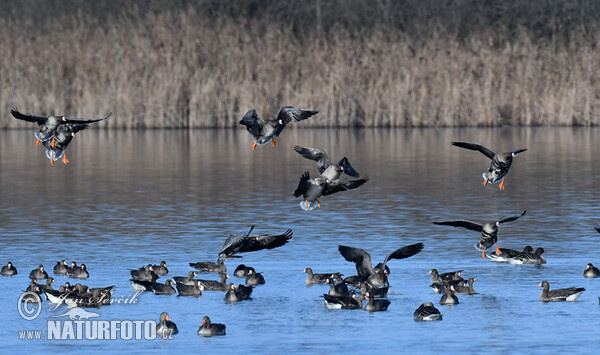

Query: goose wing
left=293, top=146, right=331, bottom=173
left=433, top=220, right=483, bottom=232
left=451, top=141, right=496, bottom=160
left=273, top=106, right=318, bottom=136
left=10, top=107, right=48, bottom=125
left=322, top=176, right=369, bottom=196
left=499, top=210, right=527, bottom=224
left=239, top=109, right=264, bottom=138
left=338, top=245, right=374, bottom=277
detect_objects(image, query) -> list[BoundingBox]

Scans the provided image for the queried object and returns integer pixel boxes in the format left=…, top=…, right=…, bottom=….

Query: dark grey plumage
left=326, top=276, right=350, bottom=297
left=487, top=246, right=533, bottom=263
left=239, top=106, right=318, bottom=149
left=130, top=264, right=158, bottom=281
left=234, top=264, right=253, bottom=278
left=323, top=293, right=365, bottom=310
left=67, top=264, right=89, bottom=279
left=176, top=280, right=204, bottom=297
left=217, top=226, right=293, bottom=263
left=364, top=292, right=390, bottom=312
left=414, top=302, right=443, bottom=321
left=451, top=141, right=527, bottom=190
left=294, top=145, right=360, bottom=180
left=152, top=261, right=169, bottom=276
left=198, top=316, right=226, bottom=337
left=53, top=260, right=68, bottom=275
left=584, top=263, right=599, bottom=278
left=151, top=279, right=176, bottom=295
left=29, top=265, right=48, bottom=280
left=1, top=261, right=17, bottom=276
left=245, top=268, right=265, bottom=285
left=42, top=122, right=95, bottom=165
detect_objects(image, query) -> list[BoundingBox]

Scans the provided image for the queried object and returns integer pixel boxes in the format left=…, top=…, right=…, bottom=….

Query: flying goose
left=239, top=106, right=318, bottom=150
left=217, top=226, right=293, bottom=263
left=10, top=107, right=110, bottom=148
left=293, top=171, right=369, bottom=211
left=451, top=141, right=527, bottom=190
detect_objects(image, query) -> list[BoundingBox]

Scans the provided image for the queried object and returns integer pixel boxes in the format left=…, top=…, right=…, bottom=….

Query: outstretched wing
left=294, top=171, right=311, bottom=197
left=595, top=226, right=600, bottom=234
left=381, top=243, right=424, bottom=269
left=433, top=220, right=483, bottom=232
left=10, top=107, right=47, bottom=125
left=499, top=210, right=527, bottom=224
left=293, top=146, right=331, bottom=173
left=64, top=123, right=91, bottom=134
left=63, top=112, right=111, bottom=124
left=451, top=142, right=496, bottom=160
left=273, top=106, right=318, bottom=136
left=239, top=109, right=264, bottom=138
left=338, top=245, right=374, bottom=277
left=219, top=225, right=256, bottom=258
left=239, top=229, right=293, bottom=253
left=511, top=148, right=528, bottom=155
left=322, top=176, right=369, bottom=196
left=337, top=157, right=359, bottom=177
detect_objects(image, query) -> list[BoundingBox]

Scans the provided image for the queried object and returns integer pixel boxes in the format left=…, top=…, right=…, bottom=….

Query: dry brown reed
left=1, top=0, right=600, bottom=128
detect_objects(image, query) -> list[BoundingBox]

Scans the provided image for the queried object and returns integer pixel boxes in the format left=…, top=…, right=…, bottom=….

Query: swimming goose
left=239, top=106, right=318, bottom=150
left=364, top=292, right=391, bottom=312
left=176, top=280, right=204, bottom=297
left=537, top=281, right=585, bottom=302
left=293, top=145, right=359, bottom=180
left=304, top=268, right=343, bottom=285
left=326, top=276, right=350, bottom=297
left=1, top=261, right=17, bottom=276
left=234, top=264, right=253, bottom=277
left=440, top=286, right=459, bottom=305
left=152, top=261, right=169, bottom=276
left=151, top=280, right=176, bottom=295
left=217, top=226, right=293, bottom=263
left=294, top=171, right=369, bottom=211
left=487, top=246, right=533, bottom=263
left=224, top=283, right=253, bottom=303
left=451, top=141, right=527, bottom=190
left=29, top=265, right=48, bottom=280
left=453, top=278, right=477, bottom=295
left=53, top=260, right=68, bottom=275
left=245, top=268, right=265, bottom=285
left=584, top=263, right=599, bottom=278
left=433, top=210, right=526, bottom=259
left=189, top=261, right=226, bottom=274
left=67, top=264, right=89, bottom=279
left=507, top=247, right=546, bottom=265
left=414, top=302, right=443, bottom=321
left=156, top=312, right=178, bottom=338
left=323, top=293, right=365, bottom=310
left=198, top=316, right=226, bottom=337
left=172, top=271, right=197, bottom=284
left=130, top=264, right=158, bottom=281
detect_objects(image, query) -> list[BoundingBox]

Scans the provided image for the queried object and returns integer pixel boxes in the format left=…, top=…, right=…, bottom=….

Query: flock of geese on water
left=2, top=106, right=600, bottom=336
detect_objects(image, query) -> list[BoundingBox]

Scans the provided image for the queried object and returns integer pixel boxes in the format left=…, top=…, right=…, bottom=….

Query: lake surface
left=1, top=128, right=599, bottom=353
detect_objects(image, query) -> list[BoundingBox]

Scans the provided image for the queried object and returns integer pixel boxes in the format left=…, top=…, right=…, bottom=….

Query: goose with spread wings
left=433, top=210, right=527, bottom=259
left=338, top=243, right=424, bottom=289
left=293, top=145, right=359, bottom=180
left=293, top=171, right=369, bottom=211
left=239, top=106, right=318, bottom=150
left=451, top=142, right=527, bottom=190
left=10, top=107, right=111, bottom=148
left=217, top=225, right=293, bottom=263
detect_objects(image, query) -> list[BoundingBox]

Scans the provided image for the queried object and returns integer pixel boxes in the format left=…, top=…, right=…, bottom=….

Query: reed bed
left=1, top=0, right=600, bottom=128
